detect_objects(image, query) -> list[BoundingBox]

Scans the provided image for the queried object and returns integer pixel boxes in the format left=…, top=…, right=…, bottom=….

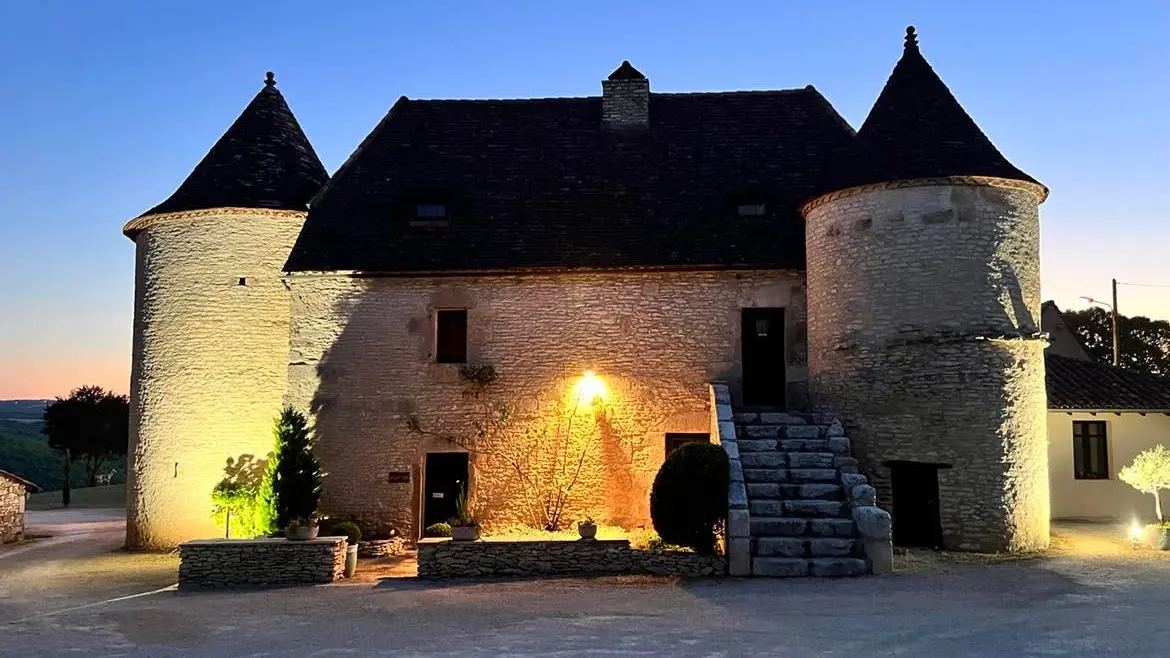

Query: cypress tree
left=271, top=407, right=323, bottom=529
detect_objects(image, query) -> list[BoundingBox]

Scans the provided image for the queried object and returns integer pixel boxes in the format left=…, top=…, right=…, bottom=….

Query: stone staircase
left=735, top=410, right=870, bottom=577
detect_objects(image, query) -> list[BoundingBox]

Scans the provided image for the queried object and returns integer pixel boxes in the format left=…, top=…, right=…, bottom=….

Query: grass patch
left=27, top=483, right=126, bottom=510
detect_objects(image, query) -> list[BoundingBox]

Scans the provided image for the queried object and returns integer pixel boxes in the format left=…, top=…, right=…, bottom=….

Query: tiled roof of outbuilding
left=0, top=469, right=41, bottom=493
left=829, top=27, right=1044, bottom=196
left=284, top=87, right=856, bottom=273
left=133, top=73, right=327, bottom=227
left=1046, top=353, right=1170, bottom=411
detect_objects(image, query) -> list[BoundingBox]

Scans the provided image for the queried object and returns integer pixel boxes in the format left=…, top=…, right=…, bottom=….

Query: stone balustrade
left=418, top=538, right=726, bottom=578
left=179, top=537, right=346, bottom=589
left=710, top=383, right=750, bottom=576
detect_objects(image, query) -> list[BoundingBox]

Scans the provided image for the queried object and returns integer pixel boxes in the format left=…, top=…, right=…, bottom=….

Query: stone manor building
left=123, top=28, right=1050, bottom=554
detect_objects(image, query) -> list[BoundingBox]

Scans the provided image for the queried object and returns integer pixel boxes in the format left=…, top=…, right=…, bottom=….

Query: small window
left=238, top=277, right=247, bottom=286
left=1073, top=421, right=1109, bottom=480
left=416, top=204, right=447, bottom=218
left=665, top=432, right=710, bottom=458
left=737, top=203, right=766, bottom=217
left=435, top=309, right=468, bottom=364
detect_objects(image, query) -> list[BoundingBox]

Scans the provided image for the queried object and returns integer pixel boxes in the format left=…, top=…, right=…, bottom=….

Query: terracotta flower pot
left=578, top=524, right=598, bottom=539
left=290, top=525, right=319, bottom=541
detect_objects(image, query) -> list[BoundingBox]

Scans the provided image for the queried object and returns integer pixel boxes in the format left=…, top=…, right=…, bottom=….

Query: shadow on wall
left=221, top=454, right=268, bottom=488
left=298, top=278, right=709, bottom=538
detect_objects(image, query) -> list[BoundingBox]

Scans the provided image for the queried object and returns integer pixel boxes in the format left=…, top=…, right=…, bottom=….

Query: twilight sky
left=0, top=1, right=1167, bottom=399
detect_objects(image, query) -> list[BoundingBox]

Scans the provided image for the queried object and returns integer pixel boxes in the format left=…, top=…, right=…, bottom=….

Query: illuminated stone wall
left=125, top=208, right=306, bottom=549
left=285, top=270, right=805, bottom=538
left=0, top=476, right=27, bottom=543
left=804, top=182, right=1050, bottom=552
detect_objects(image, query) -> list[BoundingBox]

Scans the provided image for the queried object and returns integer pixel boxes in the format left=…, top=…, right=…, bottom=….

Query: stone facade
left=804, top=181, right=1050, bottom=552
left=418, top=538, right=726, bottom=578
left=178, top=537, right=346, bottom=588
left=285, top=269, right=805, bottom=539
left=125, top=208, right=307, bottom=549
left=0, top=475, right=28, bottom=543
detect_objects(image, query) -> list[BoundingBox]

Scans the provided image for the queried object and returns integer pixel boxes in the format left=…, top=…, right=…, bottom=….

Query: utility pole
left=1111, top=278, right=1120, bottom=366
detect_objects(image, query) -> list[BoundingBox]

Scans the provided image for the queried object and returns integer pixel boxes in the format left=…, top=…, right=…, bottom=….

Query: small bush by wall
left=650, top=442, right=730, bottom=554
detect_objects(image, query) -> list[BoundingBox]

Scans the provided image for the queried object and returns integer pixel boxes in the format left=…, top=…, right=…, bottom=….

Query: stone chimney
left=602, top=61, right=649, bottom=129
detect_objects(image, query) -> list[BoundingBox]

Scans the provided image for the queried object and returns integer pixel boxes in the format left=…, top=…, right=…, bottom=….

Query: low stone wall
left=710, top=383, right=749, bottom=576
left=179, top=537, right=346, bottom=589
left=418, top=538, right=726, bottom=578
left=358, top=537, right=409, bottom=558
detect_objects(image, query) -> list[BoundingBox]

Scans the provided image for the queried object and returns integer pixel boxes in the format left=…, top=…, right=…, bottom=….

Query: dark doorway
left=423, top=452, right=469, bottom=527
left=887, top=461, right=948, bottom=548
left=741, top=308, right=787, bottom=406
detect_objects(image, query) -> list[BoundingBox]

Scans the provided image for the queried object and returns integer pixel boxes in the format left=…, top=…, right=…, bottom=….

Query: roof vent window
left=737, top=203, right=767, bottom=217
left=416, top=204, right=447, bottom=218
left=410, top=203, right=450, bottom=227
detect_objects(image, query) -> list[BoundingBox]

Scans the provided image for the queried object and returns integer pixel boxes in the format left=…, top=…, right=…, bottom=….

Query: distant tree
left=1064, top=308, right=1170, bottom=377
left=1119, top=445, right=1170, bottom=522
left=42, top=386, right=130, bottom=505
left=270, top=407, right=323, bottom=528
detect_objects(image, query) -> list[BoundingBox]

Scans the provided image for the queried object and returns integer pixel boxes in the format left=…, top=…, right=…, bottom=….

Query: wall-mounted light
left=575, top=370, right=607, bottom=404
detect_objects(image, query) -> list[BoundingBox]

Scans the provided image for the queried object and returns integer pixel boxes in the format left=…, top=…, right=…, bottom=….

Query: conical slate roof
left=833, top=27, right=1043, bottom=194
left=137, top=72, right=328, bottom=220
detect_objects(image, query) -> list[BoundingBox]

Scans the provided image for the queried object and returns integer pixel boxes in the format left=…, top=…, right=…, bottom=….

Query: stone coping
left=418, top=537, right=628, bottom=546
left=182, top=536, right=347, bottom=546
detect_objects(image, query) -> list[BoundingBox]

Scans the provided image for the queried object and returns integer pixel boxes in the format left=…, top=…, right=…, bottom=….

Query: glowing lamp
left=1129, top=520, right=1143, bottom=545
left=576, top=370, right=607, bottom=403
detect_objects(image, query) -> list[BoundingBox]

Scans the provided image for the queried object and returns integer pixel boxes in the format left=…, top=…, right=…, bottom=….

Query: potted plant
left=287, top=517, right=320, bottom=541
left=448, top=487, right=480, bottom=541
left=333, top=521, right=362, bottom=577
left=578, top=516, right=598, bottom=540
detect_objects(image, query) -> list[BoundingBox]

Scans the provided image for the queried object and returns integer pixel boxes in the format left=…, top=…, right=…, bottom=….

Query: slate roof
left=832, top=27, right=1043, bottom=194
left=133, top=73, right=327, bottom=227
left=285, top=88, right=856, bottom=273
left=1046, top=353, right=1170, bottom=411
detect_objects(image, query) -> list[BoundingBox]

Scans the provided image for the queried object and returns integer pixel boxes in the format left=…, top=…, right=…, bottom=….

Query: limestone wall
left=125, top=208, right=306, bottom=549
left=804, top=182, right=1050, bottom=552
left=417, top=538, right=726, bottom=578
left=0, top=478, right=26, bottom=543
left=178, top=537, right=345, bottom=588
left=285, top=270, right=804, bottom=539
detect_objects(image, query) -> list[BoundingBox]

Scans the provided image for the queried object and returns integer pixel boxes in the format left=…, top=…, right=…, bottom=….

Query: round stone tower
left=123, top=73, right=327, bottom=549
left=802, top=28, right=1050, bottom=552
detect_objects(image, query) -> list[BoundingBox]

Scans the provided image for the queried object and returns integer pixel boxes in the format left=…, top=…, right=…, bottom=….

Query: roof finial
left=265, top=71, right=276, bottom=87
left=905, top=26, right=918, bottom=50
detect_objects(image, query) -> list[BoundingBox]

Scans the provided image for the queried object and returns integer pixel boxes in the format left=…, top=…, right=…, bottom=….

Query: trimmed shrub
left=332, top=521, right=362, bottom=545
left=649, top=442, right=730, bottom=555
left=271, top=407, right=323, bottom=528
left=424, top=522, right=453, bottom=538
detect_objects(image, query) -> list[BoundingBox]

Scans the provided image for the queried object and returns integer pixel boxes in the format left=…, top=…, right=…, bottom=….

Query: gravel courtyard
left=4, top=514, right=1170, bottom=657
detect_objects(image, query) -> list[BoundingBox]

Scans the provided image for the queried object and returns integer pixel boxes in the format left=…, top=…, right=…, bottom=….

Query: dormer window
left=416, top=204, right=447, bottom=218
left=737, top=203, right=767, bottom=217
left=410, top=203, right=450, bottom=228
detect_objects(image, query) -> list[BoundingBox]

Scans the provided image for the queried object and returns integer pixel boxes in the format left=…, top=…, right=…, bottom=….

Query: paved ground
left=4, top=515, right=1170, bottom=656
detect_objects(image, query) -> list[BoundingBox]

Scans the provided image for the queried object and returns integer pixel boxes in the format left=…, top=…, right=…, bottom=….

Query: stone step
left=749, top=499, right=845, bottom=517
left=809, top=558, right=868, bottom=577
left=742, top=468, right=838, bottom=483
left=755, top=537, right=857, bottom=558
left=751, top=557, right=809, bottom=577
left=738, top=439, right=777, bottom=452
left=751, top=555, right=867, bottom=578
left=739, top=424, right=823, bottom=440
left=750, top=517, right=857, bottom=538
left=734, top=412, right=811, bottom=425
left=741, top=452, right=787, bottom=468
left=786, top=452, right=835, bottom=469
left=746, top=482, right=843, bottom=501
